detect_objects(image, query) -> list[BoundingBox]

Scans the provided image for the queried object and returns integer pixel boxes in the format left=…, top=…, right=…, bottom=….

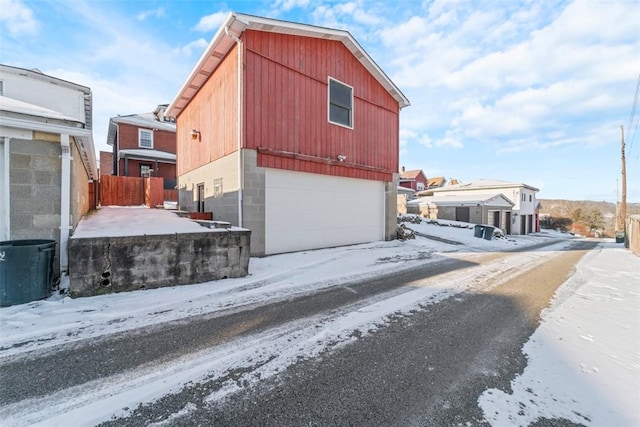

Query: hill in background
left=539, top=199, right=640, bottom=237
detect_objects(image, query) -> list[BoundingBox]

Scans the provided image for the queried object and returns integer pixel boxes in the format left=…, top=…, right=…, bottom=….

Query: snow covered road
left=1, top=217, right=637, bottom=426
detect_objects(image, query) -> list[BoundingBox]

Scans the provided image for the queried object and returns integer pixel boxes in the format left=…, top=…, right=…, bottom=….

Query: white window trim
left=327, top=77, right=354, bottom=130
left=138, top=128, right=154, bottom=149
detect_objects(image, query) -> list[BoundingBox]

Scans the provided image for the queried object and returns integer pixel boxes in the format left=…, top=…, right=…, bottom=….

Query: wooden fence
left=627, top=215, right=640, bottom=256
left=100, top=175, right=167, bottom=208
left=164, top=189, right=178, bottom=202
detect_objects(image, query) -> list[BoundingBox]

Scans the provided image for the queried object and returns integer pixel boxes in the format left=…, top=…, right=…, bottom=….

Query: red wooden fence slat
left=100, top=175, right=145, bottom=206
left=145, top=177, right=164, bottom=208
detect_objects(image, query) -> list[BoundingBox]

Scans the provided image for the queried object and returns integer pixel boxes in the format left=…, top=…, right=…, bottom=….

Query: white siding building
left=0, top=64, right=97, bottom=275
left=429, top=179, right=540, bottom=235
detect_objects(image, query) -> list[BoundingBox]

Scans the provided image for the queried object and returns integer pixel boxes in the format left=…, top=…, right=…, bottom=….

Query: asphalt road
left=0, top=239, right=596, bottom=426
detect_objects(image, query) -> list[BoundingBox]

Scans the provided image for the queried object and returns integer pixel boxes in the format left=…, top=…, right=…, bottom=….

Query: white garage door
left=265, top=169, right=385, bottom=255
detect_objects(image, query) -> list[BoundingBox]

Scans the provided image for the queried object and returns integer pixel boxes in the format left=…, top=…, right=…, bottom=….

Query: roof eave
left=166, top=12, right=409, bottom=118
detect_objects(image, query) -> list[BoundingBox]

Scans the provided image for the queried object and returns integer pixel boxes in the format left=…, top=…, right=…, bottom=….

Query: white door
left=265, top=169, right=385, bottom=254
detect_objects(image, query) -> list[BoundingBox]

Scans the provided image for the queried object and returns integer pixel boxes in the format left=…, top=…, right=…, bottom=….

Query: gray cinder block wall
left=68, top=229, right=251, bottom=297
left=9, top=137, right=62, bottom=274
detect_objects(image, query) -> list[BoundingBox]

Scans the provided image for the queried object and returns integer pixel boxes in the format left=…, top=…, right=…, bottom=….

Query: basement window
left=139, top=129, right=153, bottom=148
left=213, top=178, right=223, bottom=198
left=328, top=77, right=353, bottom=129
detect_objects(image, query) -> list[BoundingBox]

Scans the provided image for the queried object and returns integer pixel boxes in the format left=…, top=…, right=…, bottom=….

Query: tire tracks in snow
left=0, top=240, right=583, bottom=426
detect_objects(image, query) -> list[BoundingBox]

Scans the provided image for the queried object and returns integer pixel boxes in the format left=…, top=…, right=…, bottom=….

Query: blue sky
left=1, top=0, right=639, bottom=202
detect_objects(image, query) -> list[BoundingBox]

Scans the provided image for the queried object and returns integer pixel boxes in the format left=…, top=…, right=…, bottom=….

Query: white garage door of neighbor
left=265, top=169, right=385, bottom=255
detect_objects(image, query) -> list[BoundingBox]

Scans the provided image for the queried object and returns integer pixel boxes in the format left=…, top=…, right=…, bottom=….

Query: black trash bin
left=0, top=239, right=56, bottom=306
left=474, top=225, right=485, bottom=238
left=483, top=226, right=495, bottom=240
left=615, top=231, right=625, bottom=243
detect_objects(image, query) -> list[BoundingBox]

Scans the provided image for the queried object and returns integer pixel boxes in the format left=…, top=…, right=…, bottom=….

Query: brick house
left=166, top=12, right=410, bottom=256
left=0, top=64, right=98, bottom=275
left=105, top=104, right=177, bottom=192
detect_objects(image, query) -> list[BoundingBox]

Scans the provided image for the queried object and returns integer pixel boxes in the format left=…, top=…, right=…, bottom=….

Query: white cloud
left=272, top=0, right=310, bottom=12
left=17, top=1, right=204, bottom=152
left=389, top=0, right=638, bottom=168
left=310, top=0, right=384, bottom=37
left=136, top=7, right=166, bottom=21
left=434, top=131, right=464, bottom=149
left=194, top=11, right=228, bottom=33
left=0, top=0, right=37, bottom=36
left=179, top=39, right=208, bottom=57
left=419, top=133, right=434, bottom=148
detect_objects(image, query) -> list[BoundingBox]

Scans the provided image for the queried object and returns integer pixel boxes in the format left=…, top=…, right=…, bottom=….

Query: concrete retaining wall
left=68, top=229, right=251, bottom=297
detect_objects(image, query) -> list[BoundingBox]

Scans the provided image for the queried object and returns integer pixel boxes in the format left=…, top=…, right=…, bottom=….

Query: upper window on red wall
left=139, top=129, right=153, bottom=149
left=328, top=77, right=353, bottom=129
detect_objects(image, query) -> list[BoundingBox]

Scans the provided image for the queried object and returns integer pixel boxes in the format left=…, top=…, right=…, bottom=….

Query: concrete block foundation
left=68, top=229, right=251, bottom=297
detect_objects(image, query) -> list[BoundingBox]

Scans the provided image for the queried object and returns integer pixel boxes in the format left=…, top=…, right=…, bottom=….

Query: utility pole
left=616, top=179, right=620, bottom=232
left=621, top=125, right=627, bottom=235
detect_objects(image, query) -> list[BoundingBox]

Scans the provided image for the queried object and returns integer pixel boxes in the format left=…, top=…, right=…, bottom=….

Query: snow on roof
left=431, top=179, right=539, bottom=193
left=118, top=149, right=176, bottom=162
left=166, top=12, right=410, bottom=118
left=398, top=186, right=415, bottom=196
left=0, top=95, right=82, bottom=123
left=110, top=113, right=176, bottom=132
left=409, top=193, right=514, bottom=207
left=71, top=206, right=242, bottom=239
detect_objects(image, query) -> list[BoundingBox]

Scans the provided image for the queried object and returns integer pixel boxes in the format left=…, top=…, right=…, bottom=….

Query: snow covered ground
left=0, top=207, right=638, bottom=426
left=479, top=241, right=640, bottom=426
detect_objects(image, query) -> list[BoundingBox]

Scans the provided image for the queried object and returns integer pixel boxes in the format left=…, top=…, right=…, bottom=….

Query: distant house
left=408, top=193, right=515, bottom=231
left=399, top=168, right=428, bottom=192
left=416, top=177, right=461, bottom=197
left=0, top=64, right=98, bottom=275
left=166, top=12, right=410, bottom=256
left=105, top=104, right=176, bottom=192
left=429, top=179, right=540, bottom=234
left=427, top=176, right=446, bottom=189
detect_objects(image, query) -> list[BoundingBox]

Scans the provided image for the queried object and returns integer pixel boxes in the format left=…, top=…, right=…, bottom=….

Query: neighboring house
left=99, top=150, right=113, bottom=175
left=408, top=193, right=515, bottom=232
left=427, top=176, right=446, bottom=189
left=399, top=167, right=428, bottom=191
left=0, top=64, right=98, bottom=275
left=429, top=179, right=540, bottom=235
left=166, top=12, right=410, bottom=256
left=105, top=104, right=176, bottom=191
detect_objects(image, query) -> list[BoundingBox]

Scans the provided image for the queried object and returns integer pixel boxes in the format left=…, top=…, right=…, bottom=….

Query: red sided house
left=399, top=168, right=428, bottom=191
left=166, top=13, right=410, bottom=256
left=105, top=104, right=177, bottom=191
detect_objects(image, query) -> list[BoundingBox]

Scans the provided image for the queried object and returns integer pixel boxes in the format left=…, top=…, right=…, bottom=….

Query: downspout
left=115, top=123, right=120, bottom=175
left=59, top=134, right=72, bottom=274
left=1, top=137, right=9, bottom=240
left=225, top=25, right=244, bottom=228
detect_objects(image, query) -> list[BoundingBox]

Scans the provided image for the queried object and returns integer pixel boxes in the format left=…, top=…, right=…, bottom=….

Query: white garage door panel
left=265, top=169, right=384, bottom=254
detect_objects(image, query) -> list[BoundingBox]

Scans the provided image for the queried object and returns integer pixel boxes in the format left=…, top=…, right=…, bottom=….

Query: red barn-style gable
left=167, top=12, right=409, bottom=256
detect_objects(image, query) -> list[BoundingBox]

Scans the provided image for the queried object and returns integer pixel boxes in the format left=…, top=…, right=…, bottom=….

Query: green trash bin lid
left=0, top=239, right=56, bottom=306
